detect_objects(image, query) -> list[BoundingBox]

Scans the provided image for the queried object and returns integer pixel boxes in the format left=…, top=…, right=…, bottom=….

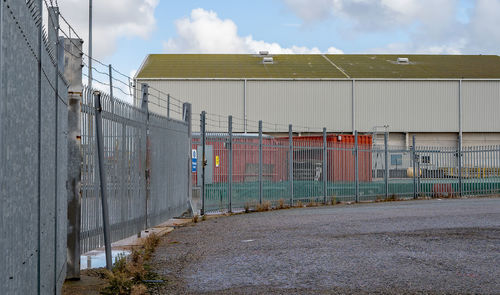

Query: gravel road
left=151, top=198, right=500, bottom=294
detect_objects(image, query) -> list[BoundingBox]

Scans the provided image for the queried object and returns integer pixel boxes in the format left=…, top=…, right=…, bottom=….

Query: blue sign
left=192, top=149, right=197, bottom=172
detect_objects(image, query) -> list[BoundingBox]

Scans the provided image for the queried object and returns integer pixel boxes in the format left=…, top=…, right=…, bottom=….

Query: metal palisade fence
left=1, top=0, right=69, bottom=294
left=193, top=113, right=500, bottom=214
left=80, top=86, right=192, bottom=255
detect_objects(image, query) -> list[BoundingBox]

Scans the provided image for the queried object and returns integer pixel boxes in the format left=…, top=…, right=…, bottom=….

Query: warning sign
left=215, top=155, right=220, bottom=168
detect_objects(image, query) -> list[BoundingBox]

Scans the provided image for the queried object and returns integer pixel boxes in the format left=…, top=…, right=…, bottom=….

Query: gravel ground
left=151, top=198, right=500, bottom=294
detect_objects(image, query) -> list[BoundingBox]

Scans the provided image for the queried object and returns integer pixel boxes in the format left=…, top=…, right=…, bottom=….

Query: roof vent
left=263, top=56, right=274, bottom=64
left=397, top=57, right=409, bottom=64
left=259, top=50, right=269, bottom=55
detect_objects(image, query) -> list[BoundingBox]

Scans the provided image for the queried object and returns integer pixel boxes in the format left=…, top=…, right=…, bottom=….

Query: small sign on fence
left=192, top=149, right=197, bottom=172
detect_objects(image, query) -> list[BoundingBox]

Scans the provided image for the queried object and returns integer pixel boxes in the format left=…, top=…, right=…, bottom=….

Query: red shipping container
left=192, top=134, right=372, bottom=184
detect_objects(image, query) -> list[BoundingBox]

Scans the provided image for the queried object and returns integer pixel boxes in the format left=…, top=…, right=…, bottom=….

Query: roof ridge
left=321, top=54, right=350, bottom=79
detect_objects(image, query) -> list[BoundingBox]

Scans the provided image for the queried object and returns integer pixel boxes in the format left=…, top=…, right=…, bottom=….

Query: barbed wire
left=5, top=0, right=68, bottom=106
left=40, top=2, right=339, bottom=133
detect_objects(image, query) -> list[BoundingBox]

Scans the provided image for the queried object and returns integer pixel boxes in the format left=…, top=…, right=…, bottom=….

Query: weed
left=295, top=200, right=303, bottom=208
left=330, top=196, right=337, bottom=205
left=387, top=194, right=399, bottom=201
left=306, top=201, right=318, bottom=207
left=277, top=199, right=287, bottom=209
left=257, top=201, right=271, bottom=212
left=201, top=215, right=207, bottom=221
left=101, top=233, right=162, bottom=295
left=192, top=215, right=199, bottom=223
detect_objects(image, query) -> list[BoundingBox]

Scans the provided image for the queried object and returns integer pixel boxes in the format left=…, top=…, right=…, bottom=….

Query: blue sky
left=57, top=0, right=498, bottom=100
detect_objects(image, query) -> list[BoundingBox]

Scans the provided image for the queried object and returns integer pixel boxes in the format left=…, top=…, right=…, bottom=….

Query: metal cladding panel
left=247, top=80, right=352, bottom=132
left=355, top=80, right=459, bottom=132
left=142, top=80, right=244, bottom=132
left=462, top=81, right=500, bottom=132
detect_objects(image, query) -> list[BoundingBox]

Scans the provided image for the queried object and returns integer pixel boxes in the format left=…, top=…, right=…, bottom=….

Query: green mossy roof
left=136, top=54, right=500, bottom=79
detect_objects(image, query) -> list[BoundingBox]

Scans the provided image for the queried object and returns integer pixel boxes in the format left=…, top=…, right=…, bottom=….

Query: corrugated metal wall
left=462, top=81, right=500, bottom=132
left=247, top=80, right=352, bottom=132
left=355, top=80, right=459, bottom=132
left=137, top=79, right=500, bottom=135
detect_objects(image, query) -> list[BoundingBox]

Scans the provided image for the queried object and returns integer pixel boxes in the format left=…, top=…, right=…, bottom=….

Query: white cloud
left=164, top=8, right=343, bottom=54
left=283, top=0, right=457, bottom=30
left=57, top=0, right=159, bottom=59
left=282, top=0, right=500, bottom=55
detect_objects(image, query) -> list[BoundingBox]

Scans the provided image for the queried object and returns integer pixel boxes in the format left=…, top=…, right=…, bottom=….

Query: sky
left=56, top=0, right=500, bottom=100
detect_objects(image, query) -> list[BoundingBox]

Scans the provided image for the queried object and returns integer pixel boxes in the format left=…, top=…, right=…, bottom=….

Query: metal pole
left=259, top=121, right=263, bottom=205
left=243, top=79, right=247, bottom=133
left=384, top=132, right=389, bottom=200
left=201, top=111, right=206, bottom=215
left=352, top=79, right=355, bottom=134
left=108, top=65, right=113, bottom=99
left=167, top=93, right=170, bottom=118
left=458, top=136, right=462, bottom=197
left=412, top=135, right=417, bottom=199
left=228, top=116, right=233, bottom=213
left=141, top=84, right=149, bottom=229
left=183, top=103, right=193, bottom=214
left=49, top=6, right=60, bottom=291
left=88, top=0, right=92, bottom=88
left=36, top=1, right=43, bottom=292
left=354, top=130, right=359, bottom=202
left=459, top=80, right=463, bottom=148
left=289, top=124, right=293, bottom=206
left=323, top=128, right=327, bottom=204
left=93, top=91, right=112, bottom=270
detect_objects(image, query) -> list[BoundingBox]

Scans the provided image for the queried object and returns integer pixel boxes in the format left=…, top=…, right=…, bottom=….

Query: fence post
left=384, top=132, right=389, bottom=200
left=183, top=103, right=193, bottom=214
left=355, top=130, right=359, bottom=203
left=289, top=124, right=294, bottom=206
left=141, top=84, right=150, bottom=230
left=323, top=128, right=327, bottom=204
left=458, top=135, right=462, bottom=197
left=259, top=120, right=263, bottom=205
left=412, top=135, right=417, bottom=199
left=167, top=93, right=170, bottom=118
left=201, top=111, right=206, bottom=216
left=93, top=91, right=112, bottom=270
left=48, top=6, right=61, bottom=288
left=64, top=36, right=83, bottom=280
left=228, top=116, right=233, bottom=213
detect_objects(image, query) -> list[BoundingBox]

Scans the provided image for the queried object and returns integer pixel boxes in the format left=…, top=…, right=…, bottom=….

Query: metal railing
left=193, top=113, right=500, bottom=213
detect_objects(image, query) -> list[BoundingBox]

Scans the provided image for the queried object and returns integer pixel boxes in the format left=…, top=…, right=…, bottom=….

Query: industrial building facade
left=134, top=54, right=500, bottom=148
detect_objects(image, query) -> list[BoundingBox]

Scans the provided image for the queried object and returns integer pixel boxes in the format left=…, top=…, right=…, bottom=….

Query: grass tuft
left=256, top=201, right=271, bottom=212
left=100, top=233, right=162, bottom=295
left=277, top=199, right=288, bottom=209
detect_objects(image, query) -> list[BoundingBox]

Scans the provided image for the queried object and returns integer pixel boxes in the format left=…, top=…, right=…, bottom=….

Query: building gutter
left=135, top=77, right=500, bottom=82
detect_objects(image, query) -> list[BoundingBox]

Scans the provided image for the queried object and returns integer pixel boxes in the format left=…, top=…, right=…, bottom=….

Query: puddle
left=80, top=250, right=131, bottom=270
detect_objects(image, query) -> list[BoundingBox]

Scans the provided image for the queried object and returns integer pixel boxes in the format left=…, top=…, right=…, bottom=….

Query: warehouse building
left=134, top=54, right=500, bottom=148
